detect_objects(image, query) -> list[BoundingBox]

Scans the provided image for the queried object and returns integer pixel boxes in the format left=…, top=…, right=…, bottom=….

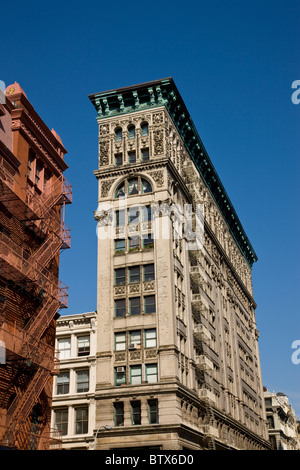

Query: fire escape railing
left=0, top=155, right=71, bottom=449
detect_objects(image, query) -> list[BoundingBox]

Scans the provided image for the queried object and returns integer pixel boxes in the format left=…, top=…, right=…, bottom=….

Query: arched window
left=115, top=127, right=122, bottom=142
left=141, top=122, right=149, bottom=136
left=128, top=125, right=135, bottom=139
left=115, top=177, right=152, bottom=198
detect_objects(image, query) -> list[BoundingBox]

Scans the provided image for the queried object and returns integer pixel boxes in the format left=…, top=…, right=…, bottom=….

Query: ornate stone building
left=88, top=78, right=271, bottom=450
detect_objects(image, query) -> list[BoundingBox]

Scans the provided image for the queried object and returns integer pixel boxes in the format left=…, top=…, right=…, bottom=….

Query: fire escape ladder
left=40, top=175, right=72, bottom=218
left=2, top=367, right=51, bottom=448
left=25, top=296, right=61, bottom=344
left=32, top=232, right=63, bottom=268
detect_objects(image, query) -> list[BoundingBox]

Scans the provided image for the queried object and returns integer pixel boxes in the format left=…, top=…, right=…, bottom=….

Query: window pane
left=57, top=372, right=70, bottom=394
left=143, top=264, right=155, bottom=281
left=130, top=330, right=141, bottom=345
left=141, top=205, right=152, bottom=222
left=115, top=183, right=125, bottom=198
left=55, top=409, right=68, bottom=436
left=78, top=336, right=90, bottom=356
left=77, top=370, right=89, bottom=393
left=115, top=299, right=126, bottom=317
left=128, top=207, right=139, bottom=224
left=115, top=367, right=126, bottom=385
left=146, top=364, right=158, bottom=383
left=115, top=210, right=125, bottom=226
left=130, top=365, right=142, bottom=385
left=129, top=266, right=140, bottom=284
left=129, top=297, right=141, bottom=315
left=115, top=128, right=122, bottom=141
left=129, top=236, right=140, bottom=251
left=141, top=148, right=149, bottom=161
left=141, top=123, right=149, bottom=136
left=144, top=295, right=156, bottom=314
left=141, top=179, right=152, bottom=193
left=115, top=153, right=122, bottom=166
left=145, top=329, right=157, bottom=348
left=128, top=151, right=136, bottom=164
left=115, top=239, right=125, bottom=253
left=115, top=268, right=126, bottom=285
left=115, top=332, right=126, bottom=351
left=148, top=399, right=159, bottom=424
left=131, top=401, right=141, bottom=425
left=142, top=234, right=154, bottom=249
left=128, top=125, right=135, bottom=139
left=114, top=402, right=124, bottom=426
left=58, top=338, right=71, bottom=359
left=75, top=407, right=88, bottom=434
left=128, top=178, right=139, bottom=195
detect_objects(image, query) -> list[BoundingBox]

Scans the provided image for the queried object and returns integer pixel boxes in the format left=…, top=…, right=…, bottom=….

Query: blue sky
left=2, top=0, right=299, bottom=417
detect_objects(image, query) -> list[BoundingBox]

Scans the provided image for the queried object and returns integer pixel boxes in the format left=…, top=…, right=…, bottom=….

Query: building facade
left=51, top=312, right=97, bottom=450
left=89, top=78, right=271, bottom=450
left=0, top=83, right=71, bottom=449
left=264, top=389, right=300, bottom=450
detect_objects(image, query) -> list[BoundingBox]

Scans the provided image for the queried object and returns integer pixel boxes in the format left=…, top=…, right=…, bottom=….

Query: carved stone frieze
left=153, top=129, right=164, bottom=155
left=150, top=169, right=164, bottom=187
left=101, top=178, right=114, bottom=197
left=99, top=139, right=110, bottom=166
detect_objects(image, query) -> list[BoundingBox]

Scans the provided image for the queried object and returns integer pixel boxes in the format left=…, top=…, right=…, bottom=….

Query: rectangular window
left=142, top=234, right=154, bottom=249
left=143, top=264, right=155, bottom=282
left=57, top=371, right=70, bottom=395
left=43, top=170, right=51, bottom=192
left=54, top=409, right=68, bottom=436
left=115, top=366, right=126, bottom=386
left=115, top=299, right=126, bottom=317
left=144, top=295, right=156, bottom=314
left=115, top=210, right=125, bottom=226
left=115, top=153, right=123, bottom=166
left=27, top=151, right=35, bottom=180
left=145, top=329, right=157, bottom=348
left=129, top=297, right=141, bottom=316
left=146, top=364, right=158, bottom=383
left=77, top=336, right=90, bottom=356
left=128, top=236, right=140, bottom=251
left=114, top=402, right=124, bottom=426
left=131, top=401, right=141, bottom=425
left=115, top=239, right=126, bottom=254
left=128, top=151, right=136, bottom=164
left=141, top=205, right=152, bottom=222
left=128, top=206, right=139, bottom=225
left=129, top=330, right=141, bottom=347
left=115, top=332, right=126, bottom=351
left=76, top=370, right=89, bottom=393
left=130, top=365, right=142, bottom=385
left=129, top=266, right=140, bottom=284
left=148, top=399, right=159, bottom=424
left=115, top=268, right=126, bottom=285
left=75, top=407, right=88, bottom=434
left=58, top=338, right=71, bottom=359
left=35, top=160, right=43, bottom=187
left=141, top=148, right=149, bottom=161
left=128, top=178, right=138, bottom=196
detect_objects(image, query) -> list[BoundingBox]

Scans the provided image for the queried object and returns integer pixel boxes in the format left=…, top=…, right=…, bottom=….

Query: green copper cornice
left=89, top=78, right=258, bottom=268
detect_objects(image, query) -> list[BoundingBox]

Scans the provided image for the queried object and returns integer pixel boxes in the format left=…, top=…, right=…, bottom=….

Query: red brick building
left=0, top=82, right=71, bottom=449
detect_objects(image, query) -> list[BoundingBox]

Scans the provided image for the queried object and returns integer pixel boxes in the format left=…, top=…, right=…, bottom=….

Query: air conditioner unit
left=128, top=343, right=138, bottom=350
left=116, top=366, right=125, bottom=373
